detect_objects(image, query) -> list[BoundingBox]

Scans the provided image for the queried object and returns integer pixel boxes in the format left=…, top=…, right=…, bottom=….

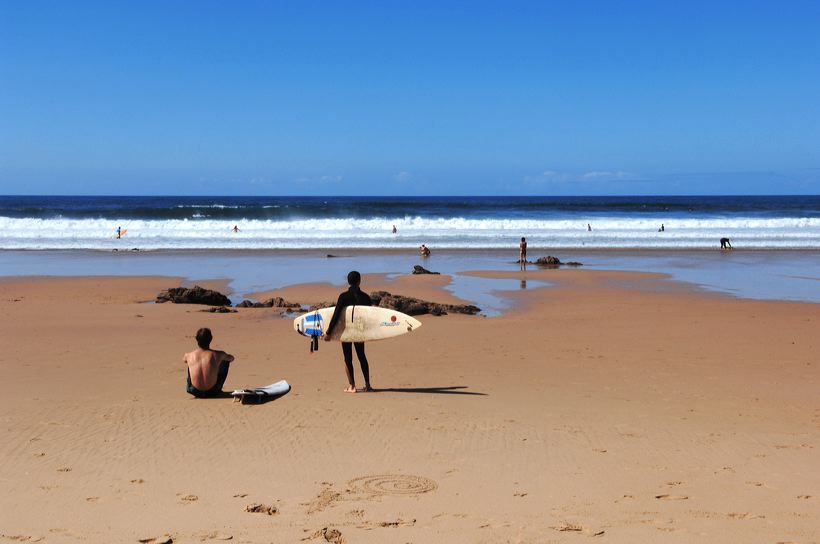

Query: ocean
left=1, top=195, right=820, bottom=250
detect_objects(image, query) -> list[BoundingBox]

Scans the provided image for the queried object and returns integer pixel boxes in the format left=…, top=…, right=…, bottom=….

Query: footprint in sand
left=727, top=512, right=765, bottom=520
left=549, top=521, right=605, bottom=537
left=302, top=527, right=344, bottom=544
left=138, top=536, right=172, bottom=544
left=655, top=494, right=689, bottom=500
left=56, top=467, right=72, bottom=472
left=179, top=494, right=198, bottom=503
left=196, top=531, right=233, bottom=540
left=245, top=503, right=278, bottom=515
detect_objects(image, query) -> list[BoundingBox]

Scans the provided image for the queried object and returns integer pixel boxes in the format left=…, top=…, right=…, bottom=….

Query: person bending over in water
left=720, top=237, right=733, bottom=249
left=324, top=270, right=373, bottom=393
left=184, top=327, right=235, bottom=398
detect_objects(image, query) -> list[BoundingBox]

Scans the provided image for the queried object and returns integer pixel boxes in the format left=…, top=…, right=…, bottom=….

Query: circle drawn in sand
left=347, top=474, right=437, bottom=496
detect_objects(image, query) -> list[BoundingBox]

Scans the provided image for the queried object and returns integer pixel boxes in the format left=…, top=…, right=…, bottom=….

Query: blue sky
left=1, top=0, right=819, bottom=195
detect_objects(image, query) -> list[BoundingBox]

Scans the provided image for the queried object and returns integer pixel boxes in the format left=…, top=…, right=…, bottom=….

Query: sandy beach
left=1, top=268, right=819, bottom=543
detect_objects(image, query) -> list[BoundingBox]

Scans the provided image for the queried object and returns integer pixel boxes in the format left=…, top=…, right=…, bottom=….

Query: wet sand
left=1, top=270, right=819, bottom=543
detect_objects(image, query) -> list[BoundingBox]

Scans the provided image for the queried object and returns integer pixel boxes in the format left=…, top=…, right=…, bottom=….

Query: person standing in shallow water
left=324, top=270, right=373, bottom=393
left=519, top=237, right=528, bottom=270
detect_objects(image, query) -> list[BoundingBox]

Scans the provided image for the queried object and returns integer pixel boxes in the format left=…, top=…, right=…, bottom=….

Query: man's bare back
left=184, top=348, right=234, bottom=391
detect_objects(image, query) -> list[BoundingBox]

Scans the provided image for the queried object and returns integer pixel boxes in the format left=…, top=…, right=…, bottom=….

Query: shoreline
left=2, top=247, right=819, bottom=307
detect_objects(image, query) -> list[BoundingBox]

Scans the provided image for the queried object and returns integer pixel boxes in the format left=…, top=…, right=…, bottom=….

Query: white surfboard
left=231, top=380, right=291, bottom=404
left=293, top=305, right=422, bottom=343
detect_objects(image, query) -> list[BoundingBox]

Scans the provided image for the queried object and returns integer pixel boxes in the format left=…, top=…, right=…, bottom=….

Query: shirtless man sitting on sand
left=184, top=327, right=235, bottom=398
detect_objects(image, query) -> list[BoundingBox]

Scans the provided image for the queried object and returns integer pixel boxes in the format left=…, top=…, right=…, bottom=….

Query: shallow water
left=0, top=250, right=818, bottom=312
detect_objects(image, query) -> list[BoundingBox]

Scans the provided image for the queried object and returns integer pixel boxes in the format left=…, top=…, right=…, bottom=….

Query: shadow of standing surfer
left=324, top=270, right=374, bottom=393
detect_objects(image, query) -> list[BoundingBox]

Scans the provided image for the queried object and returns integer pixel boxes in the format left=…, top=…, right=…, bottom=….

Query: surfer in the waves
left=324, top=270, right=374, bottom=393
left=184, top=327, right=235, bottom=398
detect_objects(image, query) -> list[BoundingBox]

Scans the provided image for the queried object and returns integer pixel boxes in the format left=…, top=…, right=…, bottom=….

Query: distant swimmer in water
left=392, top=225, right=397, bottom=234
left=232, top=225, right=240, bottom=233
left=519, top=237, right=527, bottom=270
left=419, top=244, right=431, bottom=257
left=659, top=224, right=665, bottom=232
left=587, top=223, right=592, bottom=231
left=720, top=237, right=733, bottom=250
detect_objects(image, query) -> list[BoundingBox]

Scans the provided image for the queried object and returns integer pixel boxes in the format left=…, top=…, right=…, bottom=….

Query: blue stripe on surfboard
left=303, top=326, right=323, bottom=336
left=304, top=314, right=324, bottom=323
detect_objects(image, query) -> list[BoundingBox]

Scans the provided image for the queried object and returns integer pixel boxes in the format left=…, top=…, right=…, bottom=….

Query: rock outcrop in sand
left=308, top=292, right=480, bottom=316
left=236, top=297, right=301, bottom=309
left=412, top=265, right=440, bottom=275
left=155, top=285, right=231, bottom=306
left=370, top=291, right=479, bottom=316
left=534, top=255, right=583, bottom=267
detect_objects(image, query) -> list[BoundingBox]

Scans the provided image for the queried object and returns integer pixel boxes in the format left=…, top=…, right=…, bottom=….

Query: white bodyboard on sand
left=293, top=305, right=422, bottom=343
left=231, top=380, right=291, bottom=404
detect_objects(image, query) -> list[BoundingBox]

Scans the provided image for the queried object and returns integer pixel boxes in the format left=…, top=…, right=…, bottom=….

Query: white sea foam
left=0, top=216, right=819, bottom=250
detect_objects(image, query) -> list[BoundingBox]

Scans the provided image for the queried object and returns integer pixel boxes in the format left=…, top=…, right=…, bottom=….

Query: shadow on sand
left=372, top=386, right=486, bottom=396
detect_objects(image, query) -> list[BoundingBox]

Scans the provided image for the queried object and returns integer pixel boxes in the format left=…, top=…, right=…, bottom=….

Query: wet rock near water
left=236, top=297, right=302, bottom=309
left=200, top=306, right=237, bottom=313
left=370, top=291, right=480, bottom=316
left=156, top=285, right=231, bottom=306
left=412, top=265, right=440, bottom=275
left=534, top=256, right=583, bottom=267
left=308, top=291, right=480, bottom=316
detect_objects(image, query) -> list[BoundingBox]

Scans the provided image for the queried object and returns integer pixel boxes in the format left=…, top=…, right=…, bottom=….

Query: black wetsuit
left=326, top=286, right=372, bottom=386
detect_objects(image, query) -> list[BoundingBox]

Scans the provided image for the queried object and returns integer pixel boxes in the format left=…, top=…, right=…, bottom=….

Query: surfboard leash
left=309, top=309, right=320, bottom=353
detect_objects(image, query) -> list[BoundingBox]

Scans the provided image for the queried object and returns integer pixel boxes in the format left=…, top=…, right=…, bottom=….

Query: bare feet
left=344, top=385, right=357, bottom=393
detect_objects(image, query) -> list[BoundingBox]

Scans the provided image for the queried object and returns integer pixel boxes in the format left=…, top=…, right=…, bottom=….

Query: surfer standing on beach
left=324, top=271, right=374, bottom=393
left=519, top=237, right=528, bottom=270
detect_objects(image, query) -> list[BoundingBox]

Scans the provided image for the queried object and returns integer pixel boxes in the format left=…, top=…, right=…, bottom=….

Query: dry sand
left=1, top=270, right=819, bottom=543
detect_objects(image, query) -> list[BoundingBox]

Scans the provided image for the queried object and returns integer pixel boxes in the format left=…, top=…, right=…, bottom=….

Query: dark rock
left=200, top=306, right=237, bottom=313
left=307, top=292, right=480, bottom=316
left=326, top=254, right=338, bottom=258
left=236, top=297, right=301, bottom=309
left=370, top=291, right=480, bottom=316
left=308, top=301, right=335, bottom=311
left=535, top=255, right=562, bottom=266
left=534, top=256, right=583, bottom=267
left=412, top=265, right=440, bottom=275
left=156, top=285, right=231, bottom=306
